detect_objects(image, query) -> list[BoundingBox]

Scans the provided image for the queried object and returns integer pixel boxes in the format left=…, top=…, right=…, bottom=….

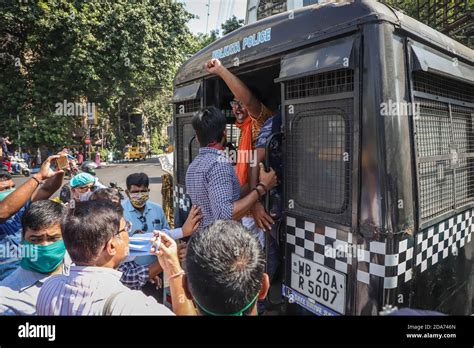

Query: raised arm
left=0, top=155, right=63, bottom=222
left=32, top=157, right=65, bottom=201
left=205, top=59, right=262, bottom=118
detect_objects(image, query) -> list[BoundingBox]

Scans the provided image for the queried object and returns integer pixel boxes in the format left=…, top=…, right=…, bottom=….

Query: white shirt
left=36, top=266, right=174, bottom=316
left=0, top=257, right=70, bottom=316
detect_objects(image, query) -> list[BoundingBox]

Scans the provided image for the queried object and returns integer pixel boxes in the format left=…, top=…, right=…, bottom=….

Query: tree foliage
left=221, top=15, right=244, bottom=35
left=0, top=0, right=197, bottom=152
left=191, top=15, right=245, bottom=53
left=382, top=0, right=473, bottom=47
left=193, top=29, right=220, bottom=53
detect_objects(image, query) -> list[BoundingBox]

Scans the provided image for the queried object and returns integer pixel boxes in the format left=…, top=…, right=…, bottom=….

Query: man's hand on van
left=252, top=201, right=274, bottom=231
left=205, top=59, right=224, bottom=75
left=258, top=163, right=277, bottom=191
left=182, top=205, right=202, bottom=237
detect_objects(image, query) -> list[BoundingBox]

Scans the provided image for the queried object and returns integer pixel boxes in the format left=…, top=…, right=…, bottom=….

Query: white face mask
left=79, top=190, right=93, bottom=202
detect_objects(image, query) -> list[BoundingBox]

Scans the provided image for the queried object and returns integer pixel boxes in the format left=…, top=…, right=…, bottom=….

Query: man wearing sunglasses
left=36, top=200, right=195, bottom=315
left=123, top=173, right=201, bottom=243
left=122, top=173, right=201, bottom=298
left=205, top=58, right=274, bottom=189
left=204, top=59, right=278, bottom=252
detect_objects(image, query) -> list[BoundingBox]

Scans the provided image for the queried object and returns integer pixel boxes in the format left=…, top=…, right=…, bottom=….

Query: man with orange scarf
left=205, top=59, right=275, bottom=246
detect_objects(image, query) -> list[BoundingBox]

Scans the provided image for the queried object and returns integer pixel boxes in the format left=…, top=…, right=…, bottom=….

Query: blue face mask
left=124, top=232, right=155, bottom=262
left=0, top=188, right=15, bottom=201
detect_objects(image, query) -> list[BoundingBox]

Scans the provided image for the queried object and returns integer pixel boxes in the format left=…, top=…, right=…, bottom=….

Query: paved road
left=12, top=158, right=165, bottom=204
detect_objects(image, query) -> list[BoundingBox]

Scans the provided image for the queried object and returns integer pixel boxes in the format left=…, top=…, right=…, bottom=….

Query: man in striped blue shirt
left=185, top=107, right=277, bottom=232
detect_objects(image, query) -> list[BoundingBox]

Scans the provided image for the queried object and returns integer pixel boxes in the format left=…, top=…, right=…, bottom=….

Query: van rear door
left=277, top=36, right=360, bottom=315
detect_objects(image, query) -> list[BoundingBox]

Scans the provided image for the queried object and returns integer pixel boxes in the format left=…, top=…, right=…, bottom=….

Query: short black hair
left=21, top=200, right=66, bottom=237
left=90, top=188, right=121, bottom=205
left=126, top=173, right=149, bottom=190
left=185, top=220, right=265, bottom=315
left=62, top=200, right=123, bottom=265
left=192, top=106, right=226, bottom=147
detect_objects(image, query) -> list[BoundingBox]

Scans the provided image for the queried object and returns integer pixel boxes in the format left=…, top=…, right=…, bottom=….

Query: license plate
left=290, top=253, right=346, bottom=314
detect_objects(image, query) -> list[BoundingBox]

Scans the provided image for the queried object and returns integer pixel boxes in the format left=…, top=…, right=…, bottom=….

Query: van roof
left=174, top=0, right=473, bottom=86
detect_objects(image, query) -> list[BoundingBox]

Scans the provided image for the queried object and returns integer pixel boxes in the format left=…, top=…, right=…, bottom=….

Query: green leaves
left=221, top=15, right=244, bottom=35
left=0, top=0, right=197, bottom=151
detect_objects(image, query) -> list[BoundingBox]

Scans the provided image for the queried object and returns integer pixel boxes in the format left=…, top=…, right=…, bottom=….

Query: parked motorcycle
left=3, top=156, right=30, bottom=177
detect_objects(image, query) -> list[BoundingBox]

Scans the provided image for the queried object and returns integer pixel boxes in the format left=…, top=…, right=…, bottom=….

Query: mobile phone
left=56, top=155, right=69, bottom=170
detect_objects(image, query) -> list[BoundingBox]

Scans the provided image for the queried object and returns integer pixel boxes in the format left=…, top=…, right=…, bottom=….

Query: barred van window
left=175, top=99, right=201, bottom=114
left=413, top=71, right=474, bottom=224
left=413, top=71, right=473, bottom=103
left=285, top=69, right=354, bottom=100
left=285, top=98, right=353, bottom=225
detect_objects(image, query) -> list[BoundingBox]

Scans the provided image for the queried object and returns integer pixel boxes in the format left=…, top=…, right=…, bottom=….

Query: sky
left=178, top=0, right=247, bottom=35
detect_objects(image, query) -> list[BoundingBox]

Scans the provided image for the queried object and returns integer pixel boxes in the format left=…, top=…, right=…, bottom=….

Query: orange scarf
left=235, top=116, right=253, bottom=187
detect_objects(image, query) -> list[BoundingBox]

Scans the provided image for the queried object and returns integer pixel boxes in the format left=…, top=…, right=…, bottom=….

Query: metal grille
left=175, top=99, right=201, bottom=114
left=176, top=117, right=199, bottom=185
left=285, top=69, right=354, bottom=100
left=223, top=109, right=241, bottom=146
left=413, top=71, right=474, bottom=103
left=226, top=123, right=241, bottom=146
left=452, top=105, right=474, bottom=153
left=452, top=104, right=474, bottom=207
left=418, top=160, right=455, bottom=220
left=414, top=95, right=474, bottom=223
left=414, top=100, right=451, bottom=158
left=285, top=98, right=352, bottom=224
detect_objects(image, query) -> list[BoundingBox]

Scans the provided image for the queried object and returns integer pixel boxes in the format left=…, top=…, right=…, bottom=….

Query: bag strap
left=102, top=292, right=123, bottom=316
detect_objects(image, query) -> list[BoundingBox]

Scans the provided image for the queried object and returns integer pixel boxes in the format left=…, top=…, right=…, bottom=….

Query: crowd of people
left=0, top=58, right=283, bottom=316
left=0, top=134, right=108, bottom=178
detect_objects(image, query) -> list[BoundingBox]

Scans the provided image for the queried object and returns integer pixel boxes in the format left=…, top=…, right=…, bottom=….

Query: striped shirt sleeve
left=207, top=161, right=235, bottom=221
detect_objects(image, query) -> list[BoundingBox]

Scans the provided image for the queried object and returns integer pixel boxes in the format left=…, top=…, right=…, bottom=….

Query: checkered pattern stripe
left=173, top=185, right=191, bottom=212
left=286, top=216, right=353, bottom=275
left=415, top=210, right=472, bottom=273
left=286, top=209, right=473, bottom=290
left=355, top=238, right=415, bottom=289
